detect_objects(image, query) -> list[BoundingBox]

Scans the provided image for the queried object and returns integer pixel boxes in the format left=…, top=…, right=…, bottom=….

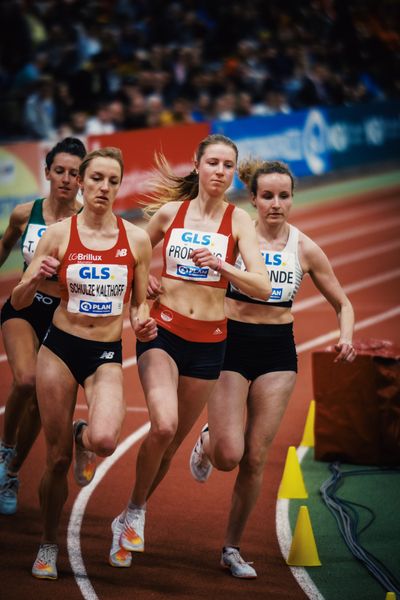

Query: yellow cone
left=300, top=400, right=315, bottom=447
left=287, top=506, right=321, bottom=566
left=278, top=446, right=308, bottom=499
left=385, top=593, right=397, bottom=600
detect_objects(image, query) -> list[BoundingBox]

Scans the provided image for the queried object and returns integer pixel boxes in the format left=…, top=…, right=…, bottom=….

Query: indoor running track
left=0, top=184, right=399, bottom=600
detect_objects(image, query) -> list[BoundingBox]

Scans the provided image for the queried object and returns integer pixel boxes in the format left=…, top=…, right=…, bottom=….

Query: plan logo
left=79, top=300, right=112, bottom=314
left=270, top=288, right=283, bottom=300
left=177, top=264, right=208, bottom=278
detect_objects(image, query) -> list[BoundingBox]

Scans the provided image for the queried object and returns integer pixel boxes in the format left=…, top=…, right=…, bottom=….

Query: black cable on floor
left=320, top=462, right=400, bottom=595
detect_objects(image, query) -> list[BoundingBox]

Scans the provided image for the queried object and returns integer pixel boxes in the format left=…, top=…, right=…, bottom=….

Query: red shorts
left=150, top=302, right=227, bottom=343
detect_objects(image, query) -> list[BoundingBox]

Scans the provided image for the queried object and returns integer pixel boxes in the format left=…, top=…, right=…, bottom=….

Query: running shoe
left=0, top=444, right=15, bottom=486
left=221, top=547, right=257, bottom=579
left=32, top=543, right=59, bottom=580
left=109, top=516, right=132, bottom=567
left=189, top=424, right=213, bottom=483
left=119, top=507, right=146, bottom=552
left=0, top=475, right=19, bottom=515
left=72, top=420, right=97, bottom=487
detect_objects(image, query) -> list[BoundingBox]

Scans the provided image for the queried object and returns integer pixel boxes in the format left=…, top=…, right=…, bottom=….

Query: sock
left=127, top=501, right=146, bottom=513
left=223, top=545, right=240, bottom=553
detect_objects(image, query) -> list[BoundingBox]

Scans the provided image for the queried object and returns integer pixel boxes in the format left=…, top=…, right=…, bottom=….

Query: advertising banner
left=88, top=123, right=210, bottom=215
left=211, top=101, right=400, bottom=190
left=0, top=142, right=42, bottom=234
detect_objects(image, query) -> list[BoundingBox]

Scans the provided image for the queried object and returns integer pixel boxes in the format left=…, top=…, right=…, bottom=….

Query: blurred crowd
left=0, top=0, right=399, bottom=142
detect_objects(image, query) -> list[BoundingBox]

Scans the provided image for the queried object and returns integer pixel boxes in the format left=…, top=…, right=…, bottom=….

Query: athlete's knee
left=149, top=420, right=178, bottom=446
left=240, top=450, right=268, bottom=477
left=213, top=441, right=242, bottom=471
left=47, top=451, right=72, bottom=475
left=13, top=372, right=36, bottom=396
left=89, top=432, right=118, bottom=457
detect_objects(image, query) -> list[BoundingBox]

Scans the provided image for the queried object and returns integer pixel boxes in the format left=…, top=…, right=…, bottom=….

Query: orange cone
left=300, top=400, right=315, bottom=447
left=278, top=446, right=308, bottom=499
left=287, top=506, right=321, bottom=566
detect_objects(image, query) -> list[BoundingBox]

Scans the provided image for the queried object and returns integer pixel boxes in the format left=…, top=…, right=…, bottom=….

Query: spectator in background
left=108, top=99, right=126, bottom=131
left=159, top=97, right=195, bottom=126
left=236, top=91, right=254, bottom=118
left=213, top=92, right=237, bottom=121
left=24, top=76, right=56, bottom=140
left=0, top=0, right=398, bottom=142
left=252, top=87, right=292, bottom=116
left=191, top=92, right=213, bottom=122
left=145, top=94, right=165, bottom=128
left=86, top=101, right=116, bottom=135
left=124, top=91, right=148, bottom=130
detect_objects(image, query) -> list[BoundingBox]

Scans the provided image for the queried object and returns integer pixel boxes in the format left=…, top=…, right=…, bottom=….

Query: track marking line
left=276, top=305, right=400, bottom=600
left=68, top=304, right=400, bottom=600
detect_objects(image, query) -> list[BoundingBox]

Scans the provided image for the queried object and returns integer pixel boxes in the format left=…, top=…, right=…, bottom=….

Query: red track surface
left=1, top=185, right=399, bottom=600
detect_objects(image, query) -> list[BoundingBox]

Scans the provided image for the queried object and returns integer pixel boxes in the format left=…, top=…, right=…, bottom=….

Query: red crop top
left=161, top=200, right=236, bottom=289
left=58, top=215, right=135, bottom=317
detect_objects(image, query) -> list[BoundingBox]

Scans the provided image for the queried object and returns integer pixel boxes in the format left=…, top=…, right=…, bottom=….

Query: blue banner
left=211, top=101, right=400, bottom=189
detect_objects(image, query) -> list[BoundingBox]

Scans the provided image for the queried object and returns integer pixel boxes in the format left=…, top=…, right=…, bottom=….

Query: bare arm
left=302, top=234, right=356, bottom=363
left=145, top=203, right=177, bottom=248
left=192, top=208, right=271, bottom=300
left=128, top=226, right=158, bottom=342
left=0, top=203, right=32, bottom=267
left=10, top=225, right=62, bottom=310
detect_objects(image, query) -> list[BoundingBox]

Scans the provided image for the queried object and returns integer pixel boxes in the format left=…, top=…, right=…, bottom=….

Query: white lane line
left=293, top=196, right=398, bottom=231
left=67, top=423, right=150, bottom=600
left=68, top=304, right=400, bottom=600
left=293, top=267, right=400, bottom=313
left=314, top=215, right=400, bottom=247
left=276, top=306, right=400, bottom=600
left=276, top=447, right=325, bottom=600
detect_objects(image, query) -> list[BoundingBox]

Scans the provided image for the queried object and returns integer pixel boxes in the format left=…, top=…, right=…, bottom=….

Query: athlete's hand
left=191, top=248, right=221, bottom=272
left=134, top=317, right=158, bottom=342
left=35, top=254, right=60, bottom=280
left=147, top=274, right=163, bottom=300
left=334, top=340, right=357, bottom=363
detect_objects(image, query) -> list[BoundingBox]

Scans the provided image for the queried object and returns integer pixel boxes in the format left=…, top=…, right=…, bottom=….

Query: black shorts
left=42, top=324, right=122, bottom=386
left=1, top=292, right=60, bottom=344
left=222, top=319, right=298, bottom=381
left=136, top=325, right=226, bottom=380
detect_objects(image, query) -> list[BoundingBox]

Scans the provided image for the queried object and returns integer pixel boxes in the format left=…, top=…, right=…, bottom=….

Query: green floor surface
left=289, top=448, right=400, bottom=600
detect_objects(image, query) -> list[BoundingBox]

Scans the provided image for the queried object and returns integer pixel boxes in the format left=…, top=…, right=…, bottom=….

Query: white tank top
left=227, top=224, right=303, bottom=308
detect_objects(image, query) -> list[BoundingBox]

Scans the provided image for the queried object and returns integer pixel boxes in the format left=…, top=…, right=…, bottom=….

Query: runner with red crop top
left=109, top=134, right=271, bottom=568
left=11, top=147, right=157, bottom=580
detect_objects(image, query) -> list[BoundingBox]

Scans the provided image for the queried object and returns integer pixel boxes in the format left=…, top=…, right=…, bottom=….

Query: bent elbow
left=10, top=292, right=27, bottom=311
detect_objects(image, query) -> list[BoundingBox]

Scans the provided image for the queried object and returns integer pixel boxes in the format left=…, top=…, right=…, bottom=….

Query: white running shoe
left=73, top=420, right=97, bottom=487
left=189, top=424, right=213, bottom=483
left=32, top=543, right=59, bottom=580
left=109, top=516, right=132, bottom=567
left=221, top=548, right=257, bottom=579
left=119, top=507, right=146, bottom=552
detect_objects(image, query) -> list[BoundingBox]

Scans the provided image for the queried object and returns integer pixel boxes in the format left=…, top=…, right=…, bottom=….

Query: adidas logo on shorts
left=212, top=328, right=223, bottom=336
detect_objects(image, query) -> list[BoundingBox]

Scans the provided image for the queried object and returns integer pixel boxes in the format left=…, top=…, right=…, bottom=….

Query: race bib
left=22, top=223, right=48, bottom=265
left=232, top=250, right=296, bottom=303
left=66, top=263, right=128, bottom=316
left=165, top=228, right=229, bottom=282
